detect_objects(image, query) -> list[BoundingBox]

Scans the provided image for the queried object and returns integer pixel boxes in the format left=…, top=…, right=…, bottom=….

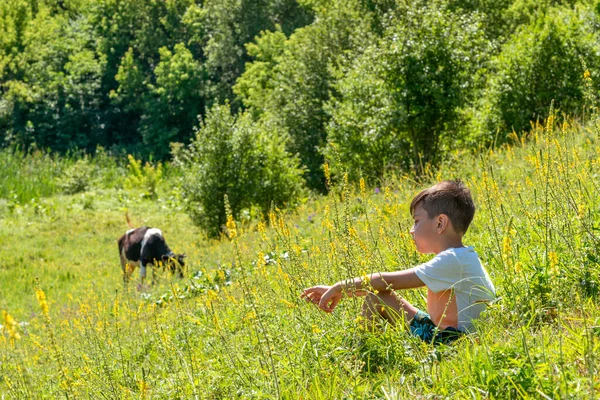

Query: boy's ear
left=436, top=214, right=450, bottom=233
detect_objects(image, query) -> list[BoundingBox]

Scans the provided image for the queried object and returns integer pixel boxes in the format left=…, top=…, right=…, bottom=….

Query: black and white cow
left=118, top=227, right=186, bottom=284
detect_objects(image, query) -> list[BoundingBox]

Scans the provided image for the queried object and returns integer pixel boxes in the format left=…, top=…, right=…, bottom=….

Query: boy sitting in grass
left=301, top=180, right=495, bottom=344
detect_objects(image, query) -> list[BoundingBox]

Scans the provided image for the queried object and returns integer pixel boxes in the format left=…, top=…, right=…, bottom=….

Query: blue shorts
left=409, top=310, right=464, bottom=345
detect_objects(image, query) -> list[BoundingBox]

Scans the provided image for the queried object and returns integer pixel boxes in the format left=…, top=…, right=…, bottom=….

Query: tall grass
left=0, top=147, right=181, bottom=208
left=0, top=148, right=64, bottom=203
left=1, top=114, right=600, bottom=398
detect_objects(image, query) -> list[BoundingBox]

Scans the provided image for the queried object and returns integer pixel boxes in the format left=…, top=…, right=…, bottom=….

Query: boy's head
left=410, top=180, right=475, bottom=236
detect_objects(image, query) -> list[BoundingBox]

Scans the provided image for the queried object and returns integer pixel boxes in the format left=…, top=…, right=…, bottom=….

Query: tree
left=471, top=5, right=600, bottom=144
left=323, top=1, right=489, bottom=181
left=1, top=5, right=105, bottom=151
left=179, top=103, right=305, bottom=237
left=139, top=44, right=205, bottom=159
left=235, top=0, right=374, bottom=191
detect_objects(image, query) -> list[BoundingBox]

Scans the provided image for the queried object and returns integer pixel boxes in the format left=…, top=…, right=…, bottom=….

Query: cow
left=118, top=227, right=186, bottom=285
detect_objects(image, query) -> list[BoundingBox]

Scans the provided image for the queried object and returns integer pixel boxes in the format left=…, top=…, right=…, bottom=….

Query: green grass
left=1, top=116, right=600, bottom=398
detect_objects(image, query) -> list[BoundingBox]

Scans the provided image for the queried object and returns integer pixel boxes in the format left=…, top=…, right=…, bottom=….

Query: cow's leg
left=152, top=265, right=157, bottom=285
left=140, top=263, right=147, bottom=284
left=120, top=252, right=130, bottom=285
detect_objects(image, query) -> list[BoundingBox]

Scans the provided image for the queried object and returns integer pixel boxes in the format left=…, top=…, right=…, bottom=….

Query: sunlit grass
left=1, top=114, right=600, bottom=398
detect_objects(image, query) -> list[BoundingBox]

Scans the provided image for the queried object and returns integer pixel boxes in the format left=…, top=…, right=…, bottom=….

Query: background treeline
left=1, top=0, right=599, bottom=235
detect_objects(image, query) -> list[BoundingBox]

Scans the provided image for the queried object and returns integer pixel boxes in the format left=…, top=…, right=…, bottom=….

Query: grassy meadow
left=1, top=114, right=600, bottom=398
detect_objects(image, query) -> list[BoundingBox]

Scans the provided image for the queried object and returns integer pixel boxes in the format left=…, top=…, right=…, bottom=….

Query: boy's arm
left=342, top=268, right=425, bottom=294
left=302, top=268, right=424, bottom=313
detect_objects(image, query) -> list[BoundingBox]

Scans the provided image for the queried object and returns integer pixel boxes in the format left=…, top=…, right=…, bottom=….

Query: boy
left=301, top=180, right=495, bottom=344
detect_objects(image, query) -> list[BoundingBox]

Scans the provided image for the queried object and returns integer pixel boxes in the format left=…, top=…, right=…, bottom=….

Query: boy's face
left=410, top=203, right=439, bottom=254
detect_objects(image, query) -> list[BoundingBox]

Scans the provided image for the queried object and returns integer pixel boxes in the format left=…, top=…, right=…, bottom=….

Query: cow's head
left=162, top=253, right=187, bottom=277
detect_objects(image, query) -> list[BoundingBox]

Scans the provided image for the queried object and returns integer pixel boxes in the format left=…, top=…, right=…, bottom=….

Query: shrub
left=60, top=157, right=96, bottom=194
left=179, top=103, right=305, bottom=237
left=124, top=154, right=163, bottom=199
left=470, top=5, right=600, bottom=144
left=323, top=1, right=488, bottom=181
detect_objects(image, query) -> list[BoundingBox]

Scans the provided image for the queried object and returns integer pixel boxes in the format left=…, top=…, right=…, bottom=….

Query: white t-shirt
left=413, top=246, right=495, bottom=332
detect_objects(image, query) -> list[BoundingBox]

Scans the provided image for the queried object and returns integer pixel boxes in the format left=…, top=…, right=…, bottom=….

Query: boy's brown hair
left=410, top=180, right=475, bottom=235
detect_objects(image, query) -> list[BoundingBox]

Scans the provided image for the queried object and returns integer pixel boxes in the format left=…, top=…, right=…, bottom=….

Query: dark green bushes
left=471, top=5, right=600, bottom=144
left=323, top=2, right=489, bottom=180
left=178, top=103, right=305, bottom=237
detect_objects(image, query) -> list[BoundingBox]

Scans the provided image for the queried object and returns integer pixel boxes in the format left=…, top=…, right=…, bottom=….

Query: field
left=1, top=115, right=600, bottom=398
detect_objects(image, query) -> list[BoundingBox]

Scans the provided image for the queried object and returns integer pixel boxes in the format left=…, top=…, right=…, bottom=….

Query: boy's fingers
left=327, top=296, right=341, bottom=312
left=319, top=292, right=339, bottom=312
left=318, top=294, right=331, bottom=311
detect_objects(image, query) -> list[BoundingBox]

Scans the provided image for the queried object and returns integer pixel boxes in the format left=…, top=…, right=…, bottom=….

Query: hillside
left=1, top=114, right=599, bottom=398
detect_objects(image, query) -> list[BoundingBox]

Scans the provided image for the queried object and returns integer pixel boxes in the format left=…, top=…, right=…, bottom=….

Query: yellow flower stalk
left=323, top=163, right=331, bottom=188
left=281, top=299, right=296, bottom=309
left=226, top=215, right=237, bottom=239
left=35, top=288, right=49, bottom=317
left=2, top=311, right=21, bottom=341
left=548, top=251, right=559, bottom=275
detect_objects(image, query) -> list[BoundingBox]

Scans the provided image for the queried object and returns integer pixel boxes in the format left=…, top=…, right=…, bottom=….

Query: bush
left=471, top=5, right=600, bottom=144
left=179, top=103, right=306, bottom=237
left=323, top=1, right=488, bottom=181
left=124, top=154, right=163, bottom=199
left=60, top=157, right=96, bottom=194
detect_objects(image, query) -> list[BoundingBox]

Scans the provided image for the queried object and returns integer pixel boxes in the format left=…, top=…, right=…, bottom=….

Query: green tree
left=323, top=1, right=489, bottom=181
left=179, top=103, right=305, bottom=237
left=140, top=44, right=205, bottom=159
left=471, top=5, right=600, bottom=144
left=203, top=0, right=313, bottom=108
left=1, top=5, right=105, bottom=151
left=235, top=0, right=374, bottom=191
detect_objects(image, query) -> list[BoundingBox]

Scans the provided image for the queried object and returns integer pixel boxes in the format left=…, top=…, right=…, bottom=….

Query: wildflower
left=281, top=299, right=296, bottom=308
left=138, top=380, right=149, bottom=397
left=324, top=163, right=332, bottom=188
left=584, top=69, right=591, bottom=80
left=2, top=311, right=21, bottom=341
left=502, top=235, right=512, bottom=264
left=217, top=269, right=226, bottom=281
left=224, top=194, right=237, bottom=239
left=35, top=288, right=50, bottom=317
left=548, top=251, right=559, bottom=275
left=311, top=324, right=321, bottom=334
left=514, top=261, right=523, bottom=273
left=257, top=221, right=268, bottom=241
left=226, top=215, right=237, bottom=239
left=113, top=298, right=119, bottom=318
left=577, top=204, right=586, bottom=219
left=359, top=177, right=366, bottom=196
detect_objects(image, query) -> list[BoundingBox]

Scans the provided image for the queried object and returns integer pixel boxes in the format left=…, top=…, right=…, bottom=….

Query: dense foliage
left=0, top=0, right=312, bottom=155
left=1, top=0, right=600, bottom=234
left=177, top=103, right=305, bottom=236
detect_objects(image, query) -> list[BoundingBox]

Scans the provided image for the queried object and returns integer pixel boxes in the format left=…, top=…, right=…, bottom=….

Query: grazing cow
left=118, top=227, right=186, bottom=284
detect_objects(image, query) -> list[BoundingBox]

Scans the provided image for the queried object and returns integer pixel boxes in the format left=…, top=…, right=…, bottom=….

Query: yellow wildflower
left=281, top=299, right=296, bottom=308
left=226, top=215, right=237, bottom=239
left=324, top=163, right=331, bottom=188
left=35, top=288, right=49, bottom=317
left=578, top=204, right=586, bottom=219
left=2, top=311, right=21, bottom=341
left=548, top=251, right=559, bottom=275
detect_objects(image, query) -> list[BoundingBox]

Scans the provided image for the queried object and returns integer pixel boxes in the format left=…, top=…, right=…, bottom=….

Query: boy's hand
left=301, top=284, right=343, bottom=313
